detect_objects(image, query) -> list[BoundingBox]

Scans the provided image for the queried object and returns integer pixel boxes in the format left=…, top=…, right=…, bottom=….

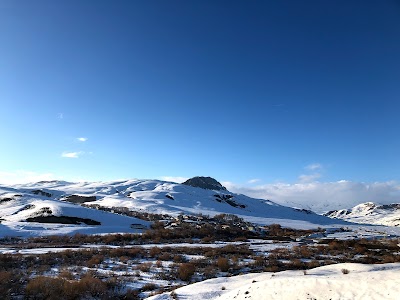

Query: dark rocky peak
left=182, top=176, right=227, bottom=191
left=378, top=203, right=400, bottom=210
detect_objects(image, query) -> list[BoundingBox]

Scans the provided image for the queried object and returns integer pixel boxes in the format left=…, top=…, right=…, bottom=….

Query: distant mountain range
left=324, top=202, right=400, bottom=227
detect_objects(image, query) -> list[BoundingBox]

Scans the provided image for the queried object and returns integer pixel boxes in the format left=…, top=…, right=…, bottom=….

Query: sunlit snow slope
left=0, top=184, right=149, bottom=237
left=5, top=179, right=349, bottom=231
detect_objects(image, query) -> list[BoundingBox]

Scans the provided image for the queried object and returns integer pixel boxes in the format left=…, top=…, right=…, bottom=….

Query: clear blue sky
left=1, top=0, right=399, bottom=184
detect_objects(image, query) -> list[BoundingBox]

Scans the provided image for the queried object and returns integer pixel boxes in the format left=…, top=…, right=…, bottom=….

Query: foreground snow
left=147, top=263, right=400, bottom=300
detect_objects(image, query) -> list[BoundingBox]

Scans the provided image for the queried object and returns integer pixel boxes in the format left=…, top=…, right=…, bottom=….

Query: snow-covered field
left=147, top=263, right=400, bottom=300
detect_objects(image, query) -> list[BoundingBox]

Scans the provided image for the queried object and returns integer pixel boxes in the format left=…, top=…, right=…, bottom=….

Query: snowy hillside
left=325, top=202, right=400, bottom=227
left=6, top=178, right=350, bottom=230
left=147, top=263, right=400, bottom=300
left=7, top=177, right=400, bottom=237
left=0, top=186, right=149, bottom=237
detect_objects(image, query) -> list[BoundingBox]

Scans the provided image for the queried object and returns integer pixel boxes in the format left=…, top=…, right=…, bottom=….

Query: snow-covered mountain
left=324, top=202, right=400, bottom=227
left=0, top=185, right=150, bottom=237
left=0, top=177, right=352, bottom=238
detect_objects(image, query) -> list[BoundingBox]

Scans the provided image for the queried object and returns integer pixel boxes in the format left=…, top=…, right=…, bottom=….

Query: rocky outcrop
left=214, top=194, right=246, bottom=208
left=0, top=194, right=22, bottom=204
left=31, top=190, right=52, bottom=197
left=26, top=215, right=101, bottom=225
left=182, top=176, right=227, bottom=191
left=63, top=195, right=97, bottom=203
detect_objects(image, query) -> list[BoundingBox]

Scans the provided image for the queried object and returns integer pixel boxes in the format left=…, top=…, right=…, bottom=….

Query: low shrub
left=217, top=257, right=230, bottom=272
left=178, top=263, right=196, bottom=281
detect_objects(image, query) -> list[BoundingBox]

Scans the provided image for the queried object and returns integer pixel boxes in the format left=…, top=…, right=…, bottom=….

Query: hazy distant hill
left=324, top=202, right=400, bottom=227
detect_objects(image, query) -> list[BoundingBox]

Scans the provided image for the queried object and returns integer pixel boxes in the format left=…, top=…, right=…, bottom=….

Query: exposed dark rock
left=214, top=194, right=233, bottom=200
left=165, top=194, right=174, bottom=200
left=226, top=199, right=239, bottom=208
left=31, top=190, right=52, bottom=197
left=295, top=208, right=314, bottom=214
left=324, top=209, right=351, bottom=217
left=182, top=176, right=227, bottom=191
left=0, top=195, right=22, bottom=204
left=31, top=207, right=53, bottom=217
left=324, top=210, right=336, bottom=216
left=214, top=194, right=246, bottom=209
left=63, top=195, right=97, bottom=203
left=12, top=204, right=35, bottom=215
left=0, top=197, right=13, bottom=204
left=25, top=215, right=101, bottom=225
left=379, top=204, right=400, bottom=210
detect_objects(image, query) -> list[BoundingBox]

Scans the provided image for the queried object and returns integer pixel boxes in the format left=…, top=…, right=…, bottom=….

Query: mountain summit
left=182, top=176, right=227, bottom=191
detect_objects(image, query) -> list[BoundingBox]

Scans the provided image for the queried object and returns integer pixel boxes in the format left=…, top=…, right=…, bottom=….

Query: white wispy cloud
left=61, top=151, right=82, bottom=158
left=226, top=180, right=400, bottom=213
left=57, top=113, right=64, bottom=119
left=305, top=163, right=322, bottom=171
left=160, top=176, right=189, bottom=183
left=247, top=178, right=261, bottom=184
left=0, top=170, right=57, bottom=185
left=298, top=173, right=321, bottom=183
left=77, top=137, right=88, bottom=142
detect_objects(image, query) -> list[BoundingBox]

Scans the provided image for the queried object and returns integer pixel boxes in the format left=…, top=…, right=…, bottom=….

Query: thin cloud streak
left=77, top=137, right=88, bottom=142
left=305, top=163, right=322, bottom=171
left=247, top=179, right=261, bottom=184
left=61, top=152, right=82, bottom=158
left=298, top=173, right=321, bottom=183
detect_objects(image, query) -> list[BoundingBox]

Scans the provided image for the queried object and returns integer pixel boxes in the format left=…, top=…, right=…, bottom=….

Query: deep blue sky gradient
left=1, top=1, right=399, bottom=183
